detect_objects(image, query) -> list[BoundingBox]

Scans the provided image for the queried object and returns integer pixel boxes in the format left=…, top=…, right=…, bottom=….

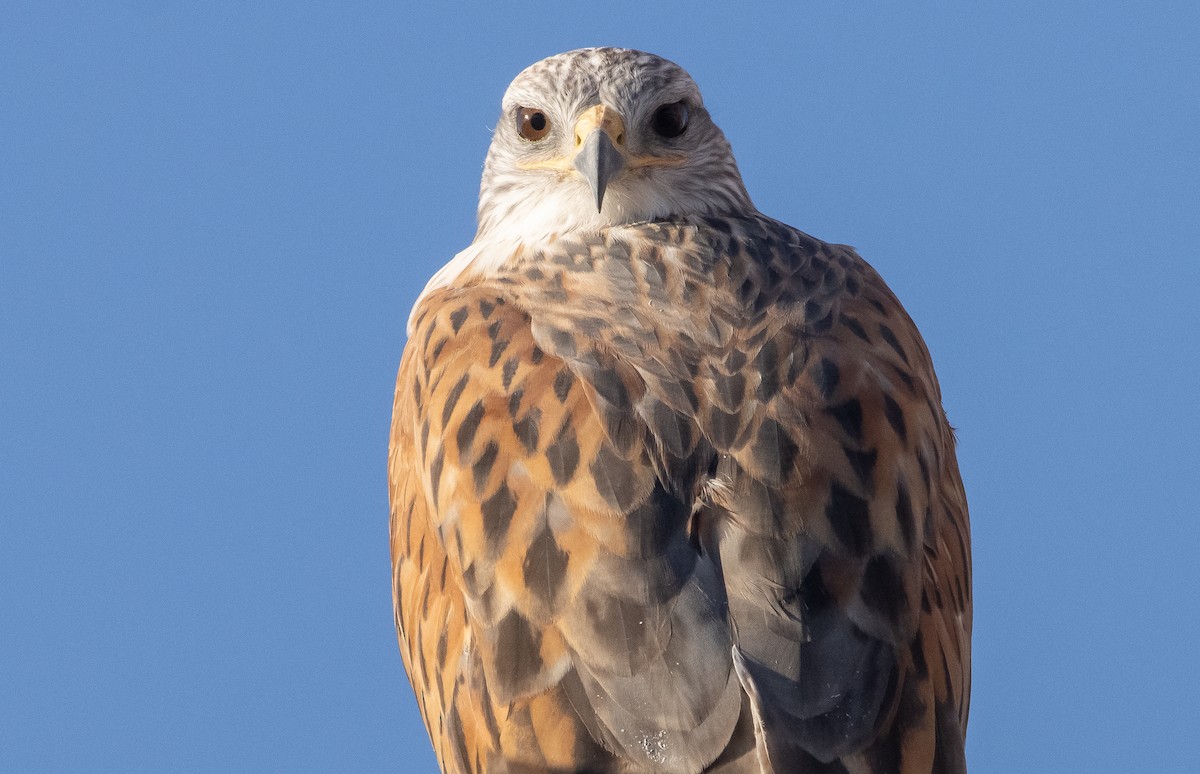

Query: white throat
left=407, top=175, right=678, bottom=334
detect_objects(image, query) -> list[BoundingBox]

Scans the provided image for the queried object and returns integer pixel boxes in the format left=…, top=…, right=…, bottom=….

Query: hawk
left=389, top=48, right=971, bottom=773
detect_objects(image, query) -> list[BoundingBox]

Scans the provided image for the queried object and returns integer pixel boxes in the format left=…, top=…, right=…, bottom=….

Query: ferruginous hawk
left=389, top=47, right=971, bottom=773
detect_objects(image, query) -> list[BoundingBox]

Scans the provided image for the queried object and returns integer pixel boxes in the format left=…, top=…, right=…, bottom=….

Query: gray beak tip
left=573, top=130, right=625, bottom=212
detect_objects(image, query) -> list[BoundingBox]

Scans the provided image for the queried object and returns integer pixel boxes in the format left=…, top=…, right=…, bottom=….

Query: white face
left=474, top=48, right=752, bottom=243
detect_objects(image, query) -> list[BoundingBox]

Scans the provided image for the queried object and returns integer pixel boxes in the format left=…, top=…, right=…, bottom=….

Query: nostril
left=574, top=134, right=582, bottom=147
left=616, top=133, right=624, bottom=145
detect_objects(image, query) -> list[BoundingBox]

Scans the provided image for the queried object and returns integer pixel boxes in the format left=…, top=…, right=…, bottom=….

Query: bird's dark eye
left=651, top=101, right=689, bottom=138
left=516, top=107, right=550, bottom=141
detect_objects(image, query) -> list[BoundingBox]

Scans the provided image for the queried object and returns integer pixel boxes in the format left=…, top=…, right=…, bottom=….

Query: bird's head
left=475, top=48, right=753, bottom=242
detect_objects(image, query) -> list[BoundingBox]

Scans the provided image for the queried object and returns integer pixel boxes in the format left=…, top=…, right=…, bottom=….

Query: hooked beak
left=571, top=105, right=626, bottom=211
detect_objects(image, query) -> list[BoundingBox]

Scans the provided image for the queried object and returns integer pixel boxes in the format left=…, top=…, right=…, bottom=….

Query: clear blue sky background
left=2, top=2, right=1197, bottom=772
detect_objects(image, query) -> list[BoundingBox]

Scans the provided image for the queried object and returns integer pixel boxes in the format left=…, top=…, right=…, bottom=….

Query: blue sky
left=2, top=2, right=1197, bottom=771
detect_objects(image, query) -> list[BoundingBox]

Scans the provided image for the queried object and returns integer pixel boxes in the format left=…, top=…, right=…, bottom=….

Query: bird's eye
left=516, top=107, right=551, bottom=141
left=651, top=101, right=689, bottom=138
